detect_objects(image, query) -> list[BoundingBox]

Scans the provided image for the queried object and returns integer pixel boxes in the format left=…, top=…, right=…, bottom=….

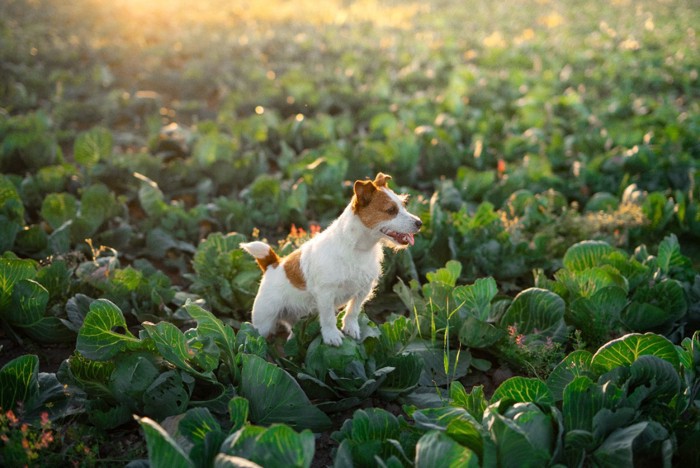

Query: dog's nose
left=415, top=219, right=423, bottom=229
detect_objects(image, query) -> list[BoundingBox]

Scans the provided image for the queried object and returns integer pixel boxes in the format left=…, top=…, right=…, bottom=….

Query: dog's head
left=352, top=173, right=422, bottom=249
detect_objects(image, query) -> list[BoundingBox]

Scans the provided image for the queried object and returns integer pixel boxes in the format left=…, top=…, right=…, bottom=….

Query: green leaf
left=557, top=267, right=628, bottom=299
left=629, top=355, right=681, bottom=403
left=0, top=216, right=20, bottom=252
left=622, top=280, right=687, bottom=332
left=136, top=416, right=194, bottom=468
left=642, top=193, right=674, bottom=231
left=349, top=408, right=400, bottom=443
left=491, top=377, right=554, bottom=406
left=0, top=256, right=38, bottom=313
left=425, top=260, right=462, bottom=287
left=77, top=183, right=118, bottom=234
left=377, top=353, right=422, bottom=400
left=8, top=278, right=73, bottom=342
left=142, top=321, right=217, bottom=381
left=563, top=241, right=618, bottom=272
left=74, top=127, right=113, bottom=167
left=415, top=430, right=479, bottom=468
left=459, top=316, right=505, bottom=348
left=656, top=234, right=693, bottom=275
left=89, top=402, right=132, bottom=430
left=35, top=259, right=71, bottom=302
left=61, top=353, right=115, bottom=400
left=229, top=396, right=250, bottom=432
left=40, top=192, right=78, bottom=230
left=7, top=278, right=48, bottom=327
left=561, top=376, right=604, bottom=433
left=499, top=288, right=567, bottom=342
left=76, top=299, right=142, bottom=360
left=63, top=294, right=93, bottom=332
left=450, top=382, right=487, bottom=421
left=135, top=173, right=168, bottom=218
left=185, top=302, right=237, bottom=369
left=179, top=407, right=223, bottom=446
left=568, top=286, right=627, bottom=325
left=590, top=333, right=679, bottom=375
left=592, top=422, right=649, bottom=466
left=0, top=174, right=24, bottom=225
left=453, top=277, right=498, bottom=320
left=222, top=424, right=315, bottom=468
left=621, top=302, right=674, bottom=332
left=446, top=416, right=491, bottom=461
left=484, top=402, right=556, bottom=468
left=254, top=425, right=315, bottom=468
left=406, top=341, right=470, bottom=387
left=213, top=454, right=263, bottom=467
left=142, top=370, right=191, bottom=419
left=305, top=335, right=366, bottom=380
left=546, top=350, right=593, bottom=401
left=0, top=354, right=39, bottom=410
left=239, top=354, right=331, bottom=431
left=108, top=353, right=160, bottom=408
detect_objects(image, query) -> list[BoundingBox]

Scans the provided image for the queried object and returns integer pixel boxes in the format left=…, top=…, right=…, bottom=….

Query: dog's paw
left=321, top=327, right=344, bottom=346
left=342, top=321, right=361, bottom=340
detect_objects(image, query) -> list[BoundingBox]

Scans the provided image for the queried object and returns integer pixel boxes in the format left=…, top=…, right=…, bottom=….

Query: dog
left=241, top=173, right=422, bottom=346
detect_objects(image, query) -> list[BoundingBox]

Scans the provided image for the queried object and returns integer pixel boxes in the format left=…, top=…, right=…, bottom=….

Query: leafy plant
left=279, top=314, right=422, bottom=412
left=536, top=234, right=698, bottom=348
left=136, top=403, right=316, bottom=468
left=0, top=112, right=60, bottom=174
left=0, top=355, right=73, bottom=422
left=60, top=299, right=331, bottom=431
left=73, top=248, right=178, bottom=323
left=187, top=232, right=260, bottom=321
left=0, top=254, right=74, bottom=343
left=332, top=408, right=418, bottom=467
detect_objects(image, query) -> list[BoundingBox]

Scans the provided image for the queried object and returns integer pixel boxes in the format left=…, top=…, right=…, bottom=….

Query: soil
left=0, top=330, right=75, bottom=373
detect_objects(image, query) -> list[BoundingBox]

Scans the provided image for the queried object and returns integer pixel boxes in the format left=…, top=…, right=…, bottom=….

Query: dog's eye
left=386, top=205, right=399, bottom=215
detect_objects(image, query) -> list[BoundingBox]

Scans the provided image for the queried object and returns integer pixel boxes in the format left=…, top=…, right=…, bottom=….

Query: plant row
left=2, top=230, right=700, bottom=464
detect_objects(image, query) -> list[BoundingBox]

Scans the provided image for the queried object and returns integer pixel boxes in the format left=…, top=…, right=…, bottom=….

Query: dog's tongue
left=404, top=232, right=415, bottom=246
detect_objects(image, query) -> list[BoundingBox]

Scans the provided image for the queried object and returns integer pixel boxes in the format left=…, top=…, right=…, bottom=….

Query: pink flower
left=5, top=410, right=18, bottom=425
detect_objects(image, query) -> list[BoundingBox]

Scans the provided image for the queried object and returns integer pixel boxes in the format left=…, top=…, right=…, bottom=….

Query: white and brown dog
left=241, top=173, right=422, bottom=346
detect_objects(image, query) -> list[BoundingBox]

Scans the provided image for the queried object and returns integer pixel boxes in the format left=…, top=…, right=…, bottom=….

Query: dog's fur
left=241, top=173, right=422, bottom=346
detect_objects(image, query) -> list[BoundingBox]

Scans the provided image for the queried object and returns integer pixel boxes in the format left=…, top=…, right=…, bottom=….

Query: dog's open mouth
left=381, top=228, right=415, bottom=246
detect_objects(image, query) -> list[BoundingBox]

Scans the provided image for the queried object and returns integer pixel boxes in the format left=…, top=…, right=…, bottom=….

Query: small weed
left=0, top=407, right=55, bottom=466
left=498, top=324, right=565, bottom=380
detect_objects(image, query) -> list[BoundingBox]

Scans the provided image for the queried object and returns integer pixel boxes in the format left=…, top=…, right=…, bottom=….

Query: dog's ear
left=353, top=179, right=376, bottom=208
left=373, top=173, right=392, bottom=187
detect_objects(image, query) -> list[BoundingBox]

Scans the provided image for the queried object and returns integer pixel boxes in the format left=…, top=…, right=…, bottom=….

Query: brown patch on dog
left=254, top=249, right=280, bottom=272
left=352, top=173, right=394, bottom=213
left=354, top=187, right=399, bottom=229
left=283, top=249, right=306, bottom=290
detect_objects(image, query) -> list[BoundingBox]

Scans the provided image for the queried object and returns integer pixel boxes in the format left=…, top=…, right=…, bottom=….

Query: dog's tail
left=241, top=241, right=280, bottom=272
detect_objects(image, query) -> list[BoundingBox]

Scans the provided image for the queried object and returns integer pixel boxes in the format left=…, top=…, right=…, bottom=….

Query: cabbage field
left=1, top=0, right=699, bottom=465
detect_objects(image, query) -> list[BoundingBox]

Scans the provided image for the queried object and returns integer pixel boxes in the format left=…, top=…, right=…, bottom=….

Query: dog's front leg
left=341, top=298, right=362, bottom=340
left=341, top=286, right=373, bottom=340
left=315, top=293, right=344, bottom=346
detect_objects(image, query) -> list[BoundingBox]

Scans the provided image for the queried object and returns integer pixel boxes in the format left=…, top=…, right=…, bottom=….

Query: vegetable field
left=1, top=0, right=699, bottom=465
